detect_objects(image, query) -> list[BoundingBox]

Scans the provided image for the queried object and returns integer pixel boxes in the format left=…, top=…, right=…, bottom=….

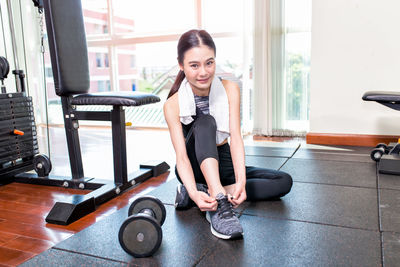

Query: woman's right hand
left=191, top=191, right=217, bottom=211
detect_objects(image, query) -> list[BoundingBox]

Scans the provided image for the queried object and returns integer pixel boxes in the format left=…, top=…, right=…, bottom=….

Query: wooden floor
left=0, top=172, right=171, bottom=266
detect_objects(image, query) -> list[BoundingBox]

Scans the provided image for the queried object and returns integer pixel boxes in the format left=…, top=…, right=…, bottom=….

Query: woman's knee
left=278, top=171, right=293, bottom=195
left=194, top=114, right=216, bottom=132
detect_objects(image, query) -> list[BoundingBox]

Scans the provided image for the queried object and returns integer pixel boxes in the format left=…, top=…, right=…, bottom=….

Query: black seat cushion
left=362, top=91, right=400, bottom=103
left=71, top=91, right=160, bottom=106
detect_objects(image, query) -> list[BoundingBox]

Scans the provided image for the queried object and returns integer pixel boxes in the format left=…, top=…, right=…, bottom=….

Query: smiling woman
left=163, top=29, right=293, bottom=240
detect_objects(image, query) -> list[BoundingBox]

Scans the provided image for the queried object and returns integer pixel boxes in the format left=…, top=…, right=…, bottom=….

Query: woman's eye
left=207, top=61, right=214, bottom=66
left=190, top=64, right=198, bottom=68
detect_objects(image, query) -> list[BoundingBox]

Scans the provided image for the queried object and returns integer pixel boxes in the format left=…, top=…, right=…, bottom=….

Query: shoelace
left=217, top=196, right=235, bottom=219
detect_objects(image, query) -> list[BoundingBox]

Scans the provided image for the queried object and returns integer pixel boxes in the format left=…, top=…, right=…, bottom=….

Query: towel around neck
left=178, top=76, right=230, bottom=144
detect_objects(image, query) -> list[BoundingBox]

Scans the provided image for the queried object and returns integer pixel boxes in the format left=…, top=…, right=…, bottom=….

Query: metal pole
left=6, top=0, right=22, bottom=92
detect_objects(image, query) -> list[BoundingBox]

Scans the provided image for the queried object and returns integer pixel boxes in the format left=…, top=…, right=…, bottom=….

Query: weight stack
left=0, top=93, right=39, bottom=179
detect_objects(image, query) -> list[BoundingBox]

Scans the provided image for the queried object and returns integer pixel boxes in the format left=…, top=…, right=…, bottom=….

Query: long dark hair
left=167, top=29, right=216, bottom=99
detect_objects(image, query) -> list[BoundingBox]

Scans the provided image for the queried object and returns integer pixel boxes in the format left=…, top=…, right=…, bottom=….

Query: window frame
left=85, top=0, right=239, bottom=92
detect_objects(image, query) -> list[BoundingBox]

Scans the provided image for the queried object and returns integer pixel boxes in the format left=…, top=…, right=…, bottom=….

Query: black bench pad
left=362, top=91, right=400, bottom=103
left=71, top=91, right=160, bottom=106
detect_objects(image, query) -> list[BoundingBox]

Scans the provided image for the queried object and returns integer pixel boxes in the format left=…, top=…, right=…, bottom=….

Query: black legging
left=175, top=114, right=293, bottom=201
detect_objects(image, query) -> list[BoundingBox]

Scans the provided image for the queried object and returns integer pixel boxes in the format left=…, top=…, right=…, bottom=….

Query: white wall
left=310, top=0, right=400, bottom=135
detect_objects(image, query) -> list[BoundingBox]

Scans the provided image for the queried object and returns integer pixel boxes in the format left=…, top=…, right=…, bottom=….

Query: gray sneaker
left=175, top=183, right=208, bottom=210
left=206, top=193, right=244, bottom=240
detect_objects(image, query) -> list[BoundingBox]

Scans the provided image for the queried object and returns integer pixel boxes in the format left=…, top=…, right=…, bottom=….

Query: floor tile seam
left=239, top=213, right=380, bottom=232
left=52, top=247, right=129, bottom=264
left=192, top=240, right=220, bottom=267
left=381, top=230, right=400, bottom=234
left=245, top=154, right=290, bottom=159
left=290, top=157, right=373, bottom=164
left=299, top=151, right=371, bottom=156
left=377, top=187, right=400, bottom=192
left=292, top=180, right=377, bottom=190
left=277, top=144, right=301, bottom=171
left=379, top=232, right=384, bottom=267
left=376, top=166, right=384, bottom=267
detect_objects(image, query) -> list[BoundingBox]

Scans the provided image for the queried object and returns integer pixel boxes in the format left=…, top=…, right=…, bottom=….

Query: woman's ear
left=179, top=62, right=184, bottom=71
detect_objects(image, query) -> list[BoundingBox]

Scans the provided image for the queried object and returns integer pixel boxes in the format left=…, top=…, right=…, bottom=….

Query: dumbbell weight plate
left=33, top=154, right=52, bottom=177
left=128, top=196, right=166, bottom=226
left=370, top=147, right=384, bottom=162
left=118, top=214, right=162, bottom=258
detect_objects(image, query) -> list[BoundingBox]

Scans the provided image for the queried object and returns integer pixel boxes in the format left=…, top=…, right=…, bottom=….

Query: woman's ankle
left=209, top=187, right=226, bottom=198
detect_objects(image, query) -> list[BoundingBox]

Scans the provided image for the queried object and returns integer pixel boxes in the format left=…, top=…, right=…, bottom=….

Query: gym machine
left=0, top=0, right=51, bottom=180
left=363, top=91, right=400, bottom=175
left=0, top=0, right=169, bottom=225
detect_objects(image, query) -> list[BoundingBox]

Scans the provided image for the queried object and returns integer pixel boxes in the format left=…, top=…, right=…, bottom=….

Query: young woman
left=163, top=29, right=292, bottom=240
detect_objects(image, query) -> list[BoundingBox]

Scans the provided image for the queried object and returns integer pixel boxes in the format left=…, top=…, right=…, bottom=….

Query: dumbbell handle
left=138, top=208, right=156, bottom=219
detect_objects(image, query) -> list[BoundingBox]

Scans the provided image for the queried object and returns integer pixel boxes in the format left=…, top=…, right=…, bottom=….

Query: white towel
left=178, top=76, right=230, bottom=144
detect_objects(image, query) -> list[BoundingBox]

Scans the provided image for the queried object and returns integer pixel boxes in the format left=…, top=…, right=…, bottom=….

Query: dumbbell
left=118, top=196, right=166, bottom=258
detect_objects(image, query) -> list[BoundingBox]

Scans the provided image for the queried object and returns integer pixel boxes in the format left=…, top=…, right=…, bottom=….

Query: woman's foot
left=175, top=183, right=208, bottom=210
left=206, top=193, right=243, bottom=239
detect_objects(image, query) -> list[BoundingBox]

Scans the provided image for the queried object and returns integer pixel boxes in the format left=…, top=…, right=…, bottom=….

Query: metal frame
left=13, top=95, right=169, bottom=225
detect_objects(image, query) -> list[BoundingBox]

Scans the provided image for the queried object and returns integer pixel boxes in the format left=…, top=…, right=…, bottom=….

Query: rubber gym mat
left=379, top=188, right=400, bottom=233
left=244, top=145, right=299, bottom=158
left=196, top=214, right=381, bottom=267
left=20, top=248, right=124, bottom=267
left=382, top=232, right=400, bottom=267
left=292, top=146, right=373, bottom=163
left=378, top=172, right=400, bottom=191
left=245, top=155, right=288, bottom=170
left=51, top=204, right=221, bottom=266
left=240, top=181, right=379, bottom=230
left=280, top=158, right=377, bottom=188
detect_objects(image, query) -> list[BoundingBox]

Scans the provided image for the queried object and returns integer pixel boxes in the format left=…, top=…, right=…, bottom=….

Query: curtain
left=253, top=0, right=308, bottom=137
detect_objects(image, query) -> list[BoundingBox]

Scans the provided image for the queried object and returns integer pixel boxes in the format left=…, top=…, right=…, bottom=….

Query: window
left=113, top=0, right=195, bottom=34
left=95, top=53, right=109, bottom=68
left=104, top=53, right=109, bottom=67
left=95, top=53, right=102, bottom=67
left=97, top=80, right=111, bottom=92
left=284, top=0, right=312, bottom=132
left=44, top=0, right=251, bottom=128
left=130, top=55, right=136, bottom=68
left=45, top=66, right=53, bottom=78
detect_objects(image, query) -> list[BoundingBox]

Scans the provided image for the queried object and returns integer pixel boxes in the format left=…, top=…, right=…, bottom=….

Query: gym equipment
left=0, top=56, right=10, bottom=93
left=363, top=91, right=400, bottom=175
left=0, top=55, right=51, bottom=180
left=0, top=0, right=170, bottom=225
left=119, top=196, right=166, bottom=258
left=33, top=154, right=52, bottom=177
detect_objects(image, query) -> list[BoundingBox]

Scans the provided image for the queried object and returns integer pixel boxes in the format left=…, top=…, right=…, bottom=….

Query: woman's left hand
left=229, top=183, right=247, bottom=208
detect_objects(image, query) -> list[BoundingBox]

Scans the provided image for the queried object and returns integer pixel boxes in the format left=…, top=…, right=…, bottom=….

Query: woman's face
left=180, top=44, right=216, bottom=96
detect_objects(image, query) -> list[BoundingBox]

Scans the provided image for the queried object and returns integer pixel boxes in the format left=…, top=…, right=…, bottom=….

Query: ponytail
left=167, top=70, right=185, bottom=99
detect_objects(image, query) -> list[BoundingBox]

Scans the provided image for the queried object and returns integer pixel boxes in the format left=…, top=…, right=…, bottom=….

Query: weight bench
left=362, top=91, right=400, bottom=175
left=13, top=0, right=169, bottom=225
